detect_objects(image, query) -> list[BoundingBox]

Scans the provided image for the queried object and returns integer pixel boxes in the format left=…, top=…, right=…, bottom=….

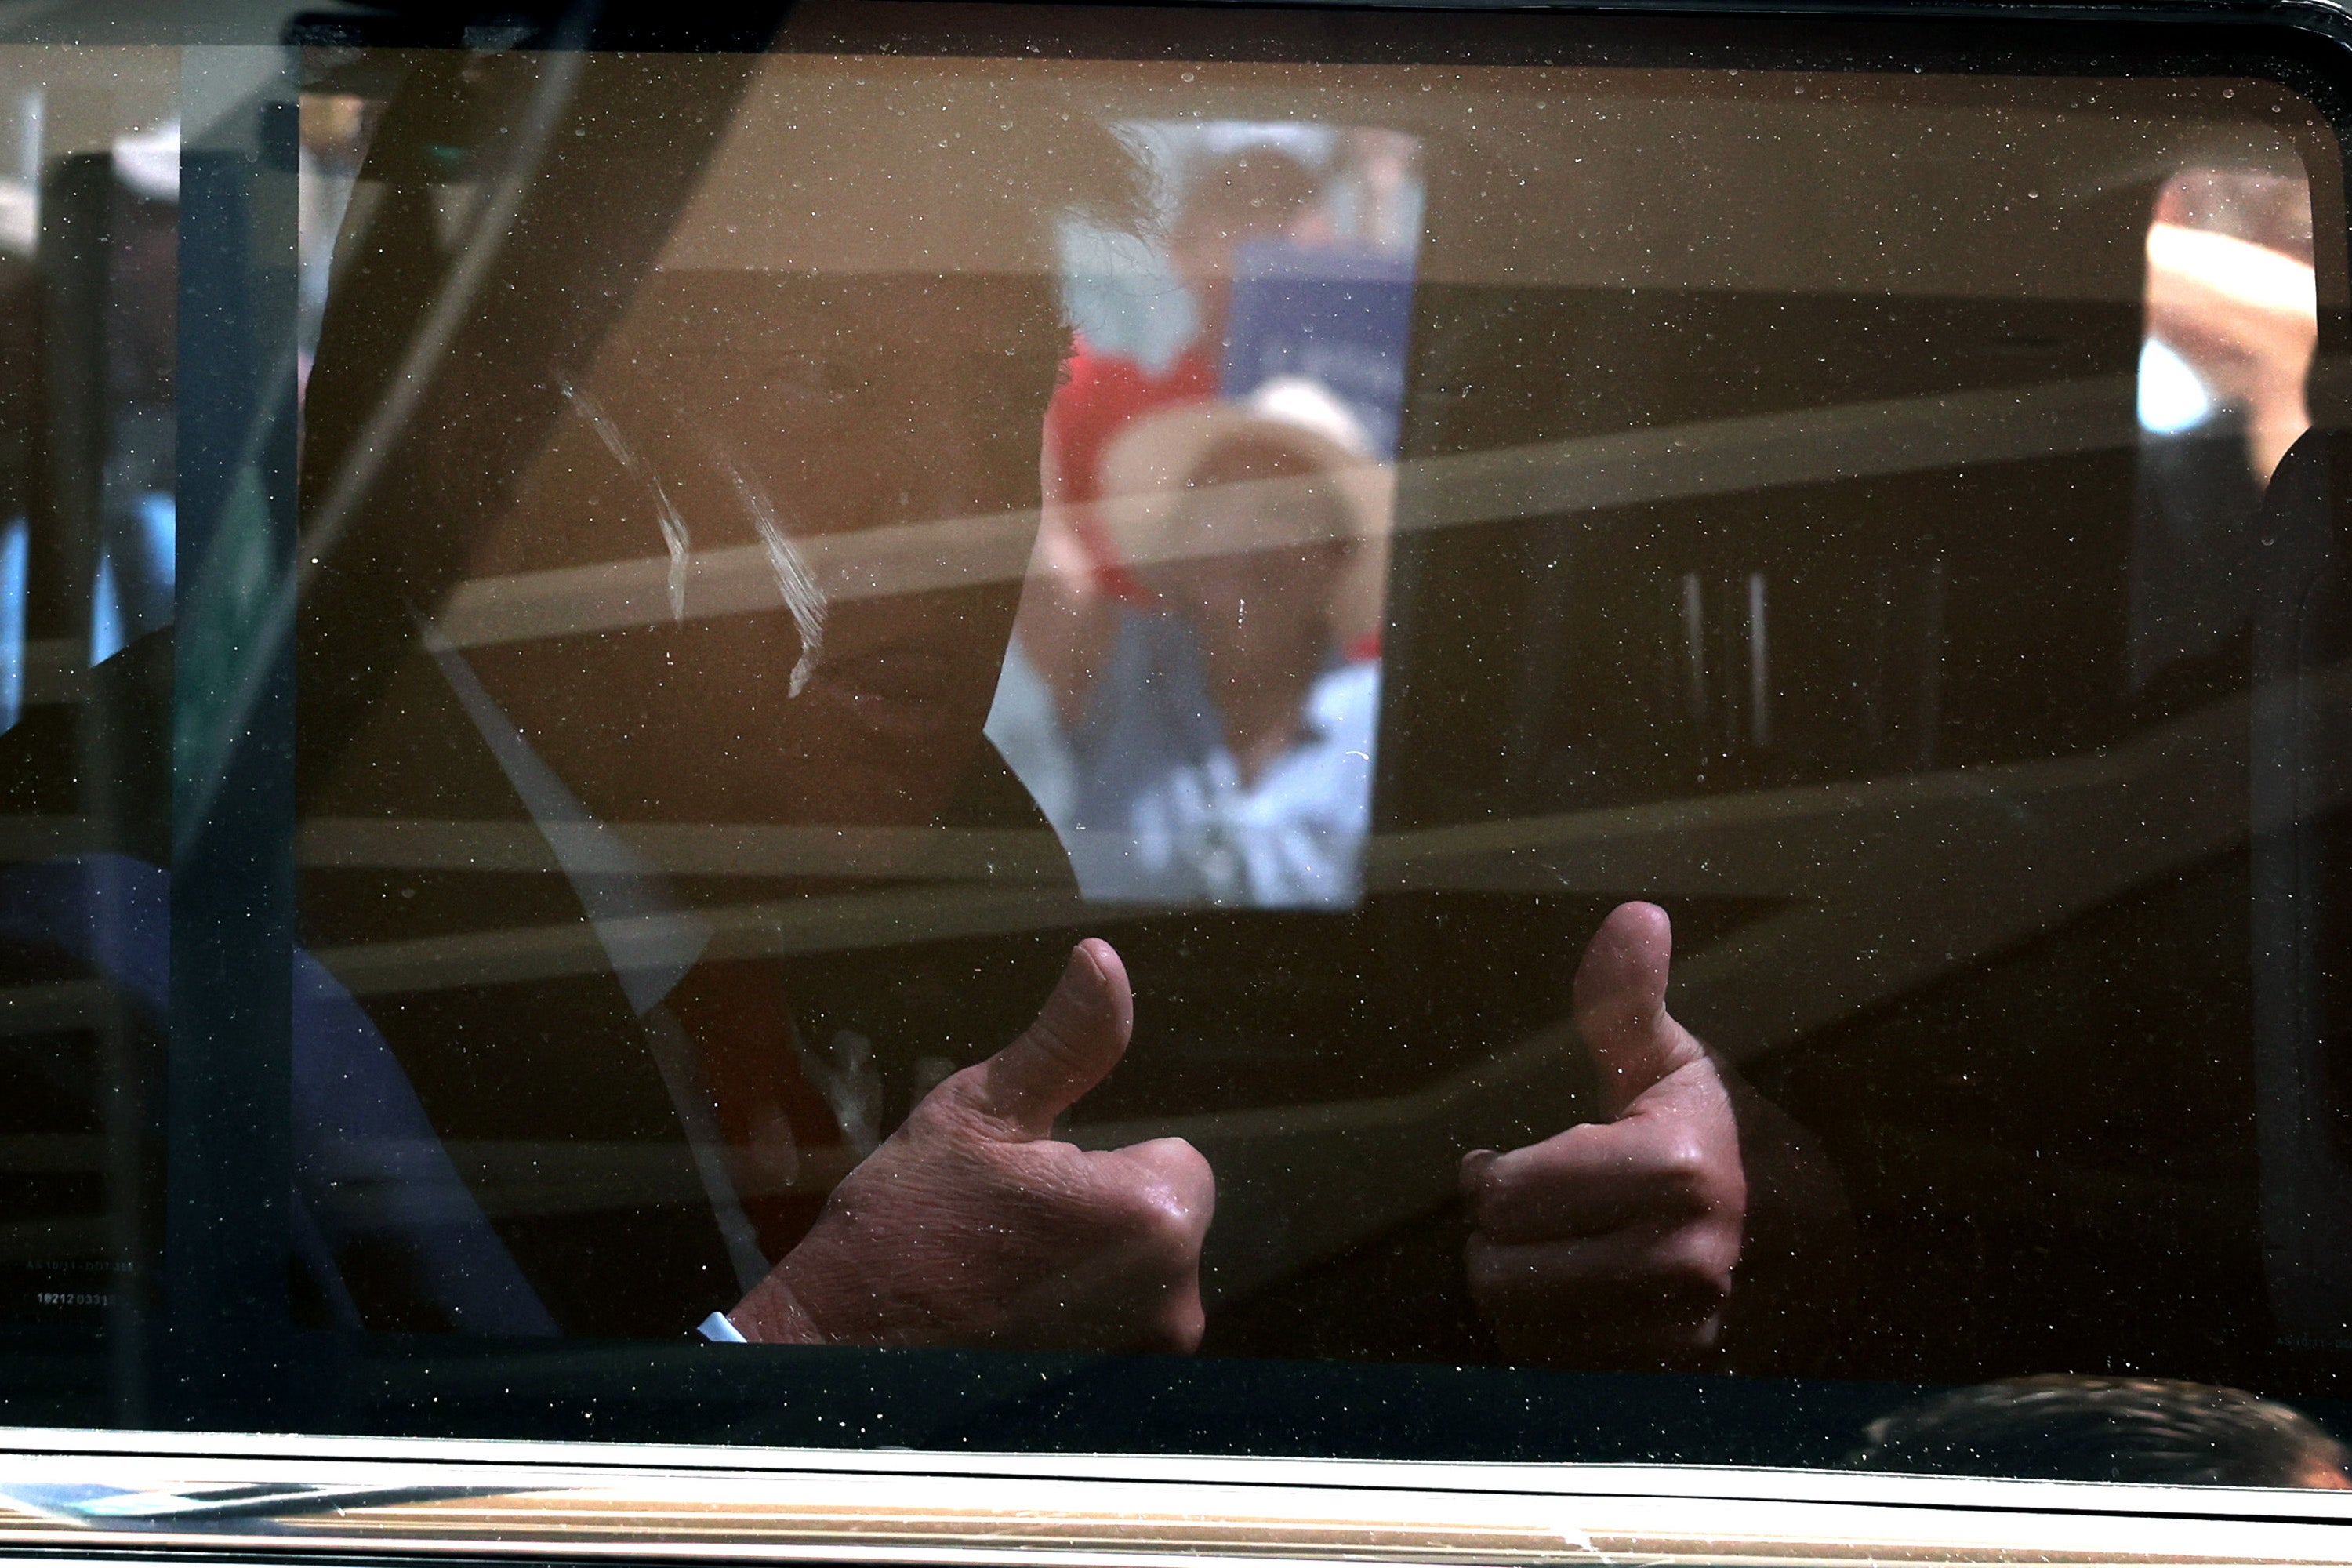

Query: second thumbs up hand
left=1460, top=902, right=1751, bottom=1369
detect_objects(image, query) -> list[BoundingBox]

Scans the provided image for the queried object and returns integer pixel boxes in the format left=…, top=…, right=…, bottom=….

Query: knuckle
left=1463, top=1243, right=1507, bottom=1302
left=1152, top=1294, right=1207, bottom=1354
left=1480, top=1138, right=1573, bottom=1211
left=1158, top=1138, right=1216, bottom=1195
left=1112, top=1178, right=1206, bottom=1261
left=1656, top=1227, right=1737, bottom=1305
left=1652, top=1130, right=1717, bottom=1210
left=1467, top=1167, right=1520, bottom=1230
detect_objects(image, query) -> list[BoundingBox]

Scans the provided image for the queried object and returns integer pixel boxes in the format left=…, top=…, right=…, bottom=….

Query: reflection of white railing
left=296, top=818, right=1075, bottom=883
left=3, top=673, right=2336, bottom=1293
left=431, top=374, right=2141, bottom=651
left=0, top=658, right=2296, bottom=991
left=56, top=667, right=2288, bottom=1296
left=5, top=670, right=2333, bottom=1009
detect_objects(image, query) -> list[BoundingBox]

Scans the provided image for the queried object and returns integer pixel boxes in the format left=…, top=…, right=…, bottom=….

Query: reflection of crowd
left=2132, top=167, right=2316, bottom=693
left=995, top=143, right=1395, bottom=906
left=998, top=388, right=1383, bottom=906
left=1038, top=146, right=1322, bottom=578
left=2143, top=167, right=2315, bottom=486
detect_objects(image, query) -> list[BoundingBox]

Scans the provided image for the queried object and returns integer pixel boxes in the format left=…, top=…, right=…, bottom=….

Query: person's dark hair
left=1852, top=1375, right=2350, bottom=1488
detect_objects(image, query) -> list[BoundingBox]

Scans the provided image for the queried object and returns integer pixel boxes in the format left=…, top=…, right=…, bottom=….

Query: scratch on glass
left=557, top=373, right=691, bottom=622
left=711, top=439, right=829, bottom=698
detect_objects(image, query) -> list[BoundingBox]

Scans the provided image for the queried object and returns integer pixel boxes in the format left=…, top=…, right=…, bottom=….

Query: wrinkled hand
left=728, top=939, right=1213, bottom=1352
left=1461, top=902, right=1747, bottom=1367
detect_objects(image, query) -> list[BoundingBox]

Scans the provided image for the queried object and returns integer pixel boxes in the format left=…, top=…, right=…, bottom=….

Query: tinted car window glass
left=3, top=4, right=2351, bottom=1479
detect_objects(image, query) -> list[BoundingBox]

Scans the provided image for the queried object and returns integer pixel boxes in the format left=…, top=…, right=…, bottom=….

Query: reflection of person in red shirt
left=1022, top=147, right=1320, bottom=720
left=1044, top=343, right=1218, bottom=601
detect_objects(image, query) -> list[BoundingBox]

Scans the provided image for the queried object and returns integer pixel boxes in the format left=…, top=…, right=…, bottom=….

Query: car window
left=3, top=0, right=2352, bottom=1497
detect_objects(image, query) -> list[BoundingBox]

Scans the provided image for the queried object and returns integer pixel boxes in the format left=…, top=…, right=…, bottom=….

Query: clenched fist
left=1461, top=902, right=1779, bottom=1368
left=727, top=938, right=1214, bottom=1352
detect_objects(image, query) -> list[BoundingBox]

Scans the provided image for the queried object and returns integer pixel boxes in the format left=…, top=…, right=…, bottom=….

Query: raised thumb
left=965, top=938, right=1134, bottom=1138
left=1573, top=902, right=1706, bottom=1117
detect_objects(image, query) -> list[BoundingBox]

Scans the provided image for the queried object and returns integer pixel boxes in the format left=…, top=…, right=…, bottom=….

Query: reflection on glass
left=0, top=16, right=2347, bottom=1470
left=992, top=122, right=1418, bottom=907
left=281, top=50, right=2352, bottom=1396
left=296, top=93, right=376, bottom=393
left=1853, top=1375, right=2352, bottom=1489
left=0, top=516, right=24, bottom=737
left=0, top=46, right=182, bottom=1348
left=2132, top=165, right=2316, bottom=691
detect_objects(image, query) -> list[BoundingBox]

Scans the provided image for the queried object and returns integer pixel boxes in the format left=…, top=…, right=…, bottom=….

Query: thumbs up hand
left=728, top=939, right=1214, bottom=1351
left=1461, top=902, right=1750, bottom=1367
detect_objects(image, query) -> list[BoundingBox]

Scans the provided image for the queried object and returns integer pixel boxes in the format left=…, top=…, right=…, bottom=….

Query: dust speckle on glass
left=0, top=19, right=2345, bottom=1485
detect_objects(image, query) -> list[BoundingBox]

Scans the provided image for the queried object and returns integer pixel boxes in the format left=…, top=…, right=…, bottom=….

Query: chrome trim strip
left=0, top=1429, right=2342, bottom=1566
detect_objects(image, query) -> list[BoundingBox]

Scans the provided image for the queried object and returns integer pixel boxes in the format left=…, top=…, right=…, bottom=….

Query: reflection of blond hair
left=1096, top=382, right=1393, bottom=648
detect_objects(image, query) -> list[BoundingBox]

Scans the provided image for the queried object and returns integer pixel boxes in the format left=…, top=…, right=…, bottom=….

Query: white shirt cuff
left=697, top=1310, right=747, bottom=1343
